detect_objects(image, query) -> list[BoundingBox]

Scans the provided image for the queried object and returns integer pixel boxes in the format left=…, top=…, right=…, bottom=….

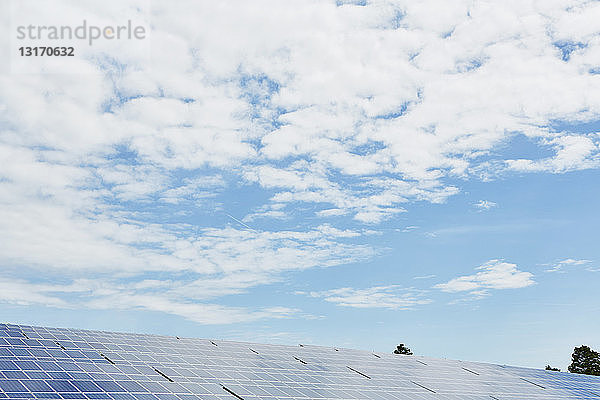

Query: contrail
left=226, top=213, right=256, bottom=231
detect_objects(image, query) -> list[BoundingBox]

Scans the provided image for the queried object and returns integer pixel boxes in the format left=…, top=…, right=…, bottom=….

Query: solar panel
left=0, top=323, right=599, bottom=399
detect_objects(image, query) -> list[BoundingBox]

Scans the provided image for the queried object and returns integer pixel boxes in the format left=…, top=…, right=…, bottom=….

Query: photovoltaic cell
left=20, top=380, right=53, bottom=392
left=0, top=362, right=18, bottom=371
left=70, top=381, right=102, bottom=392
left=45, top=381, right=78, bottom=393
left=0, top=379, right=28, bottom=392
left=1, top=323, right=599, bottom=399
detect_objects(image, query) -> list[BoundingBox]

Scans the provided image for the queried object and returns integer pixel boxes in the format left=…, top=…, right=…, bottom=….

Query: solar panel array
left=1, top=323, right=599, bottom=400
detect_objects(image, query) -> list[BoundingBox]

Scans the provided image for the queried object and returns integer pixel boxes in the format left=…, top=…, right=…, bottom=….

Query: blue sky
left=1, top=0, right=599, bottom=371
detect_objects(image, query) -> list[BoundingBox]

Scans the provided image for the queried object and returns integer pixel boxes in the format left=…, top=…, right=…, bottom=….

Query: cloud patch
left=2, top=0, right=600, bottom=325
left=544, top=258, right=592, bottom=273
left=434, top=260, right=535, bottom=294
left=474, top=200, right=497, bottom=211
left=0, top=223, right=375, bottom=324
left=304, top=285, right=431, bottom=310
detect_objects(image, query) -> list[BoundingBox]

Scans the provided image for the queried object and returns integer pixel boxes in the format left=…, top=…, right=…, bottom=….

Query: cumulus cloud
left=1, top=0, right=600, bottom=322
left=305, top=286, right=431, bottom=310
left=4, top=0, right=600, bottom=225
left=434, top=260, right=535, bottom=294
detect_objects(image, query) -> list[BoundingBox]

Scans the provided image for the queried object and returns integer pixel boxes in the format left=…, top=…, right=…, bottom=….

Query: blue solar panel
left=20, top=380, right=53, bottom=392
left=0, top=323, right=599, bottom=399
left=46, top=381, right=78, bottom=393
left=0, top=379, right=28, bottom=392
left=0, top=362, right=18, bottom=371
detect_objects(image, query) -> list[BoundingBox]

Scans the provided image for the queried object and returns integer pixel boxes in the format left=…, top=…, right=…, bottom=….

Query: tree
left=393, top=344, right=413, bottom=355
left=545, top=365, right=560, bottom=371
left=568, top=345, right=600, bottom=376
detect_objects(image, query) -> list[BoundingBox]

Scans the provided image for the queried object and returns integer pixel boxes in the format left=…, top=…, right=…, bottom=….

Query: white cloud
left=506, top=135, right=599, bottom=173
left=413, top=274, right=436, bottom=280
left=544, top=258, right=592, bottom=273
left=0, top=278, right=70, bottom=308
left=242, top=203, right=290, bottom=222
left=401, top=225, right=419, bottom=232
left=0, top=277, right=297, bottom=325
left=425, top=222, right=536, bottom=237
left=434, top=260, right=535, bottom=294
left=474, top=200, right=497, bottom=211
left=159, top=175, right=225, bottom=204
left=447, top=289, right=491, bottom=305
left=4, top=0, right=599, bottom=225
left=0, top=156, right=376, bottom=324
left=86, top=293, right=299, bottom=325
left=1, top=0, right=600, bottom=323
left=306, top=285, right=431, bottom=310
left=316, top=208, right=348, bottom=217
left=0, top=218, right=374, bottom=324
